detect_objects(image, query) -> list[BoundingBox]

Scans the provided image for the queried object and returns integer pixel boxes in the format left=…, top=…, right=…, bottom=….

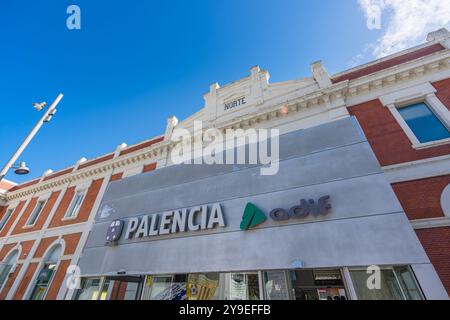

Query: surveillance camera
left=32, top=102, right=47, bottom=111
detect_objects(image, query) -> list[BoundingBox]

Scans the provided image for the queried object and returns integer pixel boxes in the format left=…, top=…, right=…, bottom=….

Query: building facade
left=0, top=28, right=449, bottom=300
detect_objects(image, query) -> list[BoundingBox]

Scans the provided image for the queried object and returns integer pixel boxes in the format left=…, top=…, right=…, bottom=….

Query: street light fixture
left=0, top=93, right=64, bottom=182
left=12, top=162, right=30, bottom=175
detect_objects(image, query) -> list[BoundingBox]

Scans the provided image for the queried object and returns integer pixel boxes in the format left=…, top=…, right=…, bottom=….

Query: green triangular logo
left=240, top=203, right=267, bottom=231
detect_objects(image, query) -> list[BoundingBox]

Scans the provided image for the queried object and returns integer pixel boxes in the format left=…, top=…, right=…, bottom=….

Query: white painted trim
left=2, top=223, right=89, bottom=244
left=61, top=171, right=113, bottom=300
left=0, top=207, right=15, bottom=233
left=411, top=217, right=450, bottom=230
left=427, top=91, right=450, bottom=128
left=62, top=189, right=86, bottom=220
left=0, top=244, right=21, bottom=294
left=22, top=238, right=66, bottom=300
left=387, top=103, right=421, bottom=145
left=4, top=197, right=33, bottom=238
left=381, top=84, right=450, bottom=148
left=383, top=155, right=450, bottom=183
left=413, top=137, right=450, bottom=150
left=24, top=198, right=47, bottom=228
left=341, top=267, right=358, bottom=300
left=442, top=184, right=450, bottom=218
left=74, top=180, right=92, bottom=192
left=122, top=165, right=144, bottom=178
left=332, top=40, right=444, bottom=80
left=379, top=83, right=436, bottom=106
left=4, top=187, right=68, bottom=299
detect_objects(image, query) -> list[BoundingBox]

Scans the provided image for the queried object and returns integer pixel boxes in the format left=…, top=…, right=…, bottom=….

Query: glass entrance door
left=100, top=276, right=143, bottom=300
left=290, top=269, right=347, bottom=300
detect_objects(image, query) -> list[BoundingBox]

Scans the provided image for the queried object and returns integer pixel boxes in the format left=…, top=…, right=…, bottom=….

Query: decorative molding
left=345, top=49, right=450, bottom=106
left=2, top=45, right=450, bottom=206
left=383, top=155, right=450, bottom=183
left=411, top=217, right=450, bottom=230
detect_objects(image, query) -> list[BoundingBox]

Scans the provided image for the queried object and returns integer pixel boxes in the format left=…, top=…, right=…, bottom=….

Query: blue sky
left=0, top=0, right=446, bottom=183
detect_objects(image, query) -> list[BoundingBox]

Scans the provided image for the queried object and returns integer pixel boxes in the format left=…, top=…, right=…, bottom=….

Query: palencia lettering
left=224, top=97, right=246, bottom=111
left=269, top=195, right=331, bottom=221
left=124, top=203, right=226, bottom=240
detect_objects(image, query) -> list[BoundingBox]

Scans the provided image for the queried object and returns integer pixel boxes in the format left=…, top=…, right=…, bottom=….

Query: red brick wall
left=11, top=234, right=81, bottom=300
left=78, top=154, right=114, bottom=169
left=119, top=137, right=164, bottom=156
left=348, top=98, right=450, bottom=166
left=110, top=172, right=123, bottom=181
left=0, top=206, right=6, bottom=218
left=392, top=175, right=450, bottom=220
left=63, top=233, right=82, bottom=255
left=332, top=44, right=445, bottom=83
left=0, top=201, right=25, bottom=238
left=12, top=191, right=61, bottom=235
left=13, top=262, right=38, bottom=300
left=415, top=227, right=450, bottom=295
left=0, top=243, right=16, bottom=261
left=433, top=78, right=450, bottom=109
left=8, top=179, right=40, bottom=192
left=48, top=187, right=75, bottom=228
left=33, top=237, right=58, bottom=259
left=0, top=240, right=35, bottom=299
left=0, top=240, right=35, bottom=262
left=48, top=178, right=104, bottom=228
left=143, top=162, right=157, bottom=173
left=45, top=260, right=71, bottom=300
left=0, top=264, right=22, bottom=299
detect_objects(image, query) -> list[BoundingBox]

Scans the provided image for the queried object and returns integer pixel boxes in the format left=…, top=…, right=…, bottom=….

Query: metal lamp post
left=0, top=93, right=64, bottom=182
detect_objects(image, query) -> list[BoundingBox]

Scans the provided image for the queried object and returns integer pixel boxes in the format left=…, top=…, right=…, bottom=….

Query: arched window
left=0, top=249, right=19, bottom=289
left=29, top=244, right=62, bottom=300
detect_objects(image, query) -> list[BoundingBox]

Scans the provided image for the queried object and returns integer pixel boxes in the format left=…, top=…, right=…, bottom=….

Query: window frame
left=26, top=243, right=63, bottom=300
left=390, top=97, right=450, bottom=149
left=380, top=83, right=450, bottom=150
left=63, top=189, right=86, bottom=220
left=24, top=199, right=47, bottom=228
left=347, top=265, right=424, bottom=300
left=0, top=208, right=15, bottom=232
left=0, top=248, right=20, bottom=292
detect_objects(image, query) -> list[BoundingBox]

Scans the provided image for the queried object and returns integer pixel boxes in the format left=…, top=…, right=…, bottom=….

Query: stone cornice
left=4, top=140, right=170, bottom=201
left=3, top=49, right=449, bottom=203
left=344, top=49, right=450, bottom=100
left=211, top=80, right=349, bottom=132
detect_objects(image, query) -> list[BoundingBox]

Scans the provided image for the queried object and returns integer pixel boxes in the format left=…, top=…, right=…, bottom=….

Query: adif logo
left=240, top=196, right=331, bottom=231
left=240, top=203, right=267, bottom=231
left=106, top=220, right=124, bottom=245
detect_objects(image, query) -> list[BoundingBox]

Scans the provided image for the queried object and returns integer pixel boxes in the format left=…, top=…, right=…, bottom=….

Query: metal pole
left=0, top=93, right=64, bottom=182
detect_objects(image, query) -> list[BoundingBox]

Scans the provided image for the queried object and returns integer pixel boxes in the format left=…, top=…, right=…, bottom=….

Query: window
left=25, top=200, right=46, bottom=226
left=288, top=269, right=347, bottom=300
left=397, top=102, right=450, bottom=143
left=74, top=276, right=143, bottom=300
left=74, top=278, right=102, bottom=300
left=0, top=208, right=14, bottom=232
left=65, top=191, right=85, bottom=219
left=0, top=250, right=19, bottom=289
left=349, top=266, right=423, bottom=300
left=29, top=245, right=62, bottom=300
left=141, top=272, right=260, bottom=300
